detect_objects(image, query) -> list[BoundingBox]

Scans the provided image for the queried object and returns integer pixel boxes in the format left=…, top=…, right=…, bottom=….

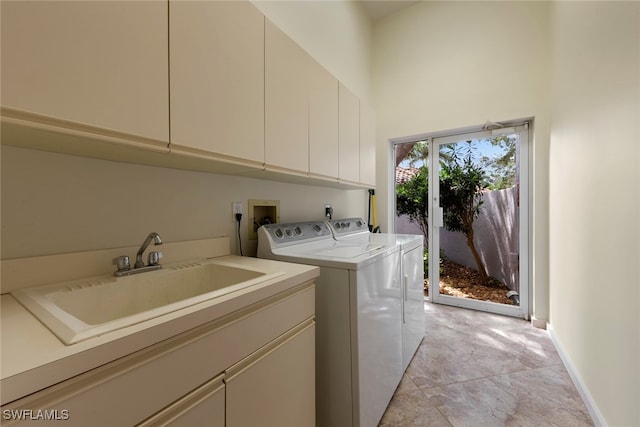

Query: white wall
left=0, top=1, right=374, bottom=261
left=251, top=0, right=372, bottom=101
left=0, top=146, right=366, bottom=259
left=371, top=1, right=551, bottom=320
left=548, top=2, right=640, bottom=425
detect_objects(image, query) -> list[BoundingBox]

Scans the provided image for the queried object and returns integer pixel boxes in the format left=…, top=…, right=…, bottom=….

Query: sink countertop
left=0, top=255, right=319, bottom=405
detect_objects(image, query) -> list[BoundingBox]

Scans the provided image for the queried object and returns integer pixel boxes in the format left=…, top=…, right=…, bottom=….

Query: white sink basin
left=12, top=259, right=284, bottom=345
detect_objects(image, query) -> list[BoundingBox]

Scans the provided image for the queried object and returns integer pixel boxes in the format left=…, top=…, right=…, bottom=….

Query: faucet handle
left=112, top=255, right=131, bottom=272
left=148, top=251, right=163, bottom=266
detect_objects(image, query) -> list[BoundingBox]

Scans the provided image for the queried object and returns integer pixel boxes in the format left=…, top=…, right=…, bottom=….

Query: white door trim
left=428, top=123, right=530, bottom=319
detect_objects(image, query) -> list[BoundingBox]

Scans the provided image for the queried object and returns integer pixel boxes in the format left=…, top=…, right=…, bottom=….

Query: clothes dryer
left=326, top=218, right=425, bottom=370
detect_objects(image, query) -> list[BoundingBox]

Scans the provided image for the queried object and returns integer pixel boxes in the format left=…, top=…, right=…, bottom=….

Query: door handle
left=434, top=206, right=444, bottom=228
left=404, top=274, right=409, bottom=301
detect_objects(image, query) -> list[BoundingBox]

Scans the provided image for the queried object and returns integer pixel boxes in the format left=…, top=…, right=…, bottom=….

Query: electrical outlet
left=232, top=202, right=243, bottom=219
left=325, top=204, right=333, bottom=218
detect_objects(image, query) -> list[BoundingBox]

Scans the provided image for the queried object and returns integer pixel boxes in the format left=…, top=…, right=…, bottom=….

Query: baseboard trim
left=547, top=323, right=607, bottom=427
left=531, top=316, right=547, bottom=329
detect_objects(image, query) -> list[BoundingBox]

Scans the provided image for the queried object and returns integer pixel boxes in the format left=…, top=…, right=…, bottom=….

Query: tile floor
left=379, top=302, right=594, bottom=427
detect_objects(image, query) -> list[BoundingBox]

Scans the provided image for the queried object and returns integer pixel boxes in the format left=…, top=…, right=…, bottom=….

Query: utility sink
left=12, top=259, right=284, bottom=345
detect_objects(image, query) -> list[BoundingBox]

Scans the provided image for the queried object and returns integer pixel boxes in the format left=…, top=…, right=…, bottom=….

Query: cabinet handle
left=137, top=373, right=225, bottom=427
left=225, top=317, right=314, bottom=382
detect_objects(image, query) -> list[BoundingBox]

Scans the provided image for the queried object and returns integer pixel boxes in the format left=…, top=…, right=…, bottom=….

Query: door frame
left=391, top=121, right=531, bottom=319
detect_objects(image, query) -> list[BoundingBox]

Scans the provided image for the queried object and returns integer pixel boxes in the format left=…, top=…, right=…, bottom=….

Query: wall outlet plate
left=232, top=202, right=242, bottom=219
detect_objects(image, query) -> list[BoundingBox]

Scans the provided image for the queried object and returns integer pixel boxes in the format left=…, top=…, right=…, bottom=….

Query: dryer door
left=352, top=251, right=402, bottom=427
left=402, top=245, right=425, bottom=371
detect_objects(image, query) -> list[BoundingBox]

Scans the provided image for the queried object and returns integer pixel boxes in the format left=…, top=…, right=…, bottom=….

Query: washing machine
left=326, top=218, right=425, bottom=371
left=257, top=221, right=402, bottom=427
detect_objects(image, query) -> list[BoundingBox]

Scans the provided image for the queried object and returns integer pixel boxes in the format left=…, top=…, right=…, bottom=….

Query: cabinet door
left=137, top=375, right=225, bottom=427
left=265, top=20, right=309, bottom=173
left=169, top=0, right=264, bottom=164
left=309, top=59, right=339, bottom=179
left=338, top=84, right=360, bottom=183
left=402, top=246, right=426, bottom=371
left=359, top=102, right=377, bottom=187
left=226, top=321, right=315, bottom=427
left=0, top=1, right=169, bottom=142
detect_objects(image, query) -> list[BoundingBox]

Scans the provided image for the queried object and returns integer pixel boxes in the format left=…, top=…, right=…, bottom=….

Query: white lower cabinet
left=226, top=321, right=315, bottom=427
left=141, top=320, right=315, bottom=427
left=138, top=375, right=226, bottom=427
left=2, top=284, right=315, bottom=427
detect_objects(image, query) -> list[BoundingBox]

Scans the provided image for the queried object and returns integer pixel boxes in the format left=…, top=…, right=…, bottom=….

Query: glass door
left=428, top=125, right=529, bottom=318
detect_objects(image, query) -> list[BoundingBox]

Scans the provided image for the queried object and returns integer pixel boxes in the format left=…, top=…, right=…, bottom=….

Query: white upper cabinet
left=308, top=59, right=339, bottom=179
left=1, top=0, right=375, bottom=188
left=169, top=1, right=264, bottom=164
left=359, top=102, right=376, bottom=187
left=0, top=1, right=169, bottom=143
left=338, top=84, right=360, bottom=183
left=265, top=19, right=309, bottom=174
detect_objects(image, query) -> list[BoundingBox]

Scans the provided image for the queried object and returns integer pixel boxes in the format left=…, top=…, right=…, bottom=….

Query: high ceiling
left=360, top=1, right=420, bottom=21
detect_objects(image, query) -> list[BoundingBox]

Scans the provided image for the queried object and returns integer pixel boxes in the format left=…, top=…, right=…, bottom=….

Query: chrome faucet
left=112, top=232, right=163, bottom=277
left=135, top=232, right=163, bottom=268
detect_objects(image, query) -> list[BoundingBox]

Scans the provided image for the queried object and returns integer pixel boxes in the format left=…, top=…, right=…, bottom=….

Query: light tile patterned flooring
left=379, top=302, right=594, bottom=427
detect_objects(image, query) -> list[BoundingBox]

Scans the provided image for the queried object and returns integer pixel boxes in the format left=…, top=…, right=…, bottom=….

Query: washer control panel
left=261, top=221, right=332, bottom=245
left=327, top=218, right=369, bottom=236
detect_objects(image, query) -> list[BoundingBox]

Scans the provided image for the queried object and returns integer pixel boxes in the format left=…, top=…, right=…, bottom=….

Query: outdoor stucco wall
left=397, top=187, right=519, bottom=291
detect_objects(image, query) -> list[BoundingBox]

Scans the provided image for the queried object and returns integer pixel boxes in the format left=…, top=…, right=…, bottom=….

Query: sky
left=398, top=136, right=516, bottom=169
